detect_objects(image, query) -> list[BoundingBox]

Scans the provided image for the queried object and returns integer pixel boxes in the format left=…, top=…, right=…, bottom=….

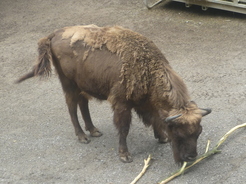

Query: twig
left=205, top=140, right=210, bottom=153
left=159, top=162, right=187, bottom=184
left=159, top=123, right=246, bottom=184
left=130, top=154, right=152, bottom=184
left=215, top=123, right=246, bottom=148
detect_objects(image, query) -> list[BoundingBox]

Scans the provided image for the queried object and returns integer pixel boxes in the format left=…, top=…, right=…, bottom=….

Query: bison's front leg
left=153, top=122, right=170, bottom=143
left=113, top=103, right=133, bottom=163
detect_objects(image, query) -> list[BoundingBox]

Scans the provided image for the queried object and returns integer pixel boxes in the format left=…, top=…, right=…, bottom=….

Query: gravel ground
left=1, top=0, right=246, bottom=184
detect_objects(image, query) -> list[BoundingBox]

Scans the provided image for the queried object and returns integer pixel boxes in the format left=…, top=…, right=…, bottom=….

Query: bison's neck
left=151, top=63, right=190, bottom=110
left=167, top=66, right=190, bottom=109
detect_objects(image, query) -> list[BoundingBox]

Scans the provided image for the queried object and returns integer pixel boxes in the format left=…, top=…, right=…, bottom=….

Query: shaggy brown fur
left=16, top=25, right=211, bottom=163
left=61, top=25, right=190, bottom=106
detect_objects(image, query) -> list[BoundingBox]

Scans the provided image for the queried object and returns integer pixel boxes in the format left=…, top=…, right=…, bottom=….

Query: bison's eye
left=191, top=126, right=202, bottom=138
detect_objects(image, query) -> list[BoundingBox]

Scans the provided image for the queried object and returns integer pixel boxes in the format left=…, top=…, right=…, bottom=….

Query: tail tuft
left=34, top=37, right=52, bottom=77
left=16, top=34, right=54, bottom=83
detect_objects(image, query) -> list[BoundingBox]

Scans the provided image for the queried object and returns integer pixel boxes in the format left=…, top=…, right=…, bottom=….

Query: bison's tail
left=15, top=71, right=35, bottom=83
left=16, top=33, right=55, bottom=83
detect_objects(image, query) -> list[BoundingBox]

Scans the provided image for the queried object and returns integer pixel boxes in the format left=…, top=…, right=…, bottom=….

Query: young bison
left=17, top=25, right=211, bottom=163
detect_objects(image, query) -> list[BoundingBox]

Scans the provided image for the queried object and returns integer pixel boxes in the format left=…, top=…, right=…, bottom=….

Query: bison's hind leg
left=78, top=95, right=103, bottom=137
left=58, top=73, right=102, bottom=143
left=58, top=76, right=90, bottom=143
left=65, top=90, right=91, bottom=144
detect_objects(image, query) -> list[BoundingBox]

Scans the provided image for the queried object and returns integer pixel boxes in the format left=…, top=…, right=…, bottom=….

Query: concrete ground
left=1, top=0, right=245, bottom=183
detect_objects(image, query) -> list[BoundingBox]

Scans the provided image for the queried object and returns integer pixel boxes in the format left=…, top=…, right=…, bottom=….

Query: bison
left=17, top=25, right=211, bottom=163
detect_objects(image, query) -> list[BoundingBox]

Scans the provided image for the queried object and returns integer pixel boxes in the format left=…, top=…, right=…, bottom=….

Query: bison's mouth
left=183, top=155, right=197, bottom=162
left=175, top=156, right=197, bottom=164
left=172, top=145, right=197, bottom=163
left=179, top=152, right=197, bottom=163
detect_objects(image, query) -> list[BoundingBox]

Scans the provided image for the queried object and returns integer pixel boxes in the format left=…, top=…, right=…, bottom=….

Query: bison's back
left=50, top=25, right=170, bottom=102
left=50, top=27, right=123, bottom=100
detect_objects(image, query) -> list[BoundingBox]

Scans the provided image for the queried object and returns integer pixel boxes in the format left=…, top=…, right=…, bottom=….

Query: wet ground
left=1, top=0, right=246, bottom=183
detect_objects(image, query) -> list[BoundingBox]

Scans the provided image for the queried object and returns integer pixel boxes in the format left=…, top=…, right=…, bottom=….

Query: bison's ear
left=158, top=109, right=169, bottom=120
left=200, top=108, right=212, bottom=117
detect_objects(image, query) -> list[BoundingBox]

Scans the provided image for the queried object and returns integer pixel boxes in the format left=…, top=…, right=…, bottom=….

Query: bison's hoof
left=119, top=153, right=133, bottom=163
left=78, top=134, right=91, bottom=144
left=158, top=137, right=170, bottom=144
left=90, top=129, right=103, bottom=137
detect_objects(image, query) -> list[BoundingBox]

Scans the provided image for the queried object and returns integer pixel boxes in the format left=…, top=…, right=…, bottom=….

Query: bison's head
left=161, top=101, right=211, bottom=163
